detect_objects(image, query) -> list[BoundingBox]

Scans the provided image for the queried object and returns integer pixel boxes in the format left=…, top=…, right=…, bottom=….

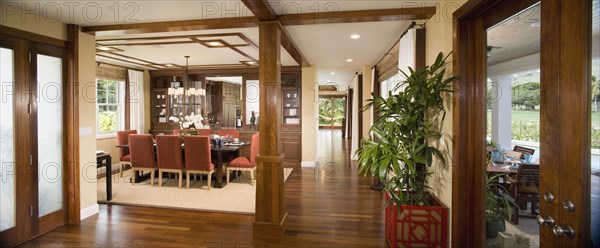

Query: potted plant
left=356, top=52, right=458, bottom=247
left=485, top=173, right=517, bottom=239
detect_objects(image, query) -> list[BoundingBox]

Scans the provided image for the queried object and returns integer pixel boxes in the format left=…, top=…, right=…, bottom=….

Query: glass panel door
left=36, top=54, right=63, bottom=217
left=0, top=47, right=15, bottom=232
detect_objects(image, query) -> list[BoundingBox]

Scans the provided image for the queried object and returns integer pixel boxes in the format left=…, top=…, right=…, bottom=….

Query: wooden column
left=254, top=21, right=287, bottom=231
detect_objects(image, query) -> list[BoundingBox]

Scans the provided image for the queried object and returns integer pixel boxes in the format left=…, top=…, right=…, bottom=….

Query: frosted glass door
left=0, top=48, right=15, bottom=232
left=36, top=54, right=63, bottom=217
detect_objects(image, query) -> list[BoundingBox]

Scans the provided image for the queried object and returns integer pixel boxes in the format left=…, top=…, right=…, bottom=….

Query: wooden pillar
left=254, top=21, right=287, bottom=231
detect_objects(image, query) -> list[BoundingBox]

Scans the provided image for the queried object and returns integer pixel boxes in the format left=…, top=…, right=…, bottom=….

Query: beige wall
left=78, top=30, right=98, bottom=214
left=301, top=67, right=318, bottom=164
left=361, top=65, right=374, bottom=139
left=425, top=0, right=467, bottom=241
left=0, top=3, right=67, bottom=41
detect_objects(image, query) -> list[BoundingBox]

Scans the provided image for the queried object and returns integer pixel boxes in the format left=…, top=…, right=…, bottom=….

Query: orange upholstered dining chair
left=117, top=130, right=137, bottom=177
left=197, top=129, right=214, bottom=136
left=156, top=135, right=184, bottom=188
left=217, top=129, right=239, bottom=139
left=172, top=129, right=181, bottom=135
left=227, top=132, right=259, bottom=185
left=184, top=136, right=214, bottom=190
left=129, top=134, right=157, bottom=185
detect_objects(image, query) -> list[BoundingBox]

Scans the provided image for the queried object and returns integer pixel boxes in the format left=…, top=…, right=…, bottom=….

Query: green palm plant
left=356, top=52, right=458, bottom=207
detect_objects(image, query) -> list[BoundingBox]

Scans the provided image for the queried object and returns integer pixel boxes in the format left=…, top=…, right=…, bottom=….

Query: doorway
left=0, top=34, right=68, bottom=246
left=318, top=96, right=346, bottom=130
left=453, top=0, right=595, bottom=246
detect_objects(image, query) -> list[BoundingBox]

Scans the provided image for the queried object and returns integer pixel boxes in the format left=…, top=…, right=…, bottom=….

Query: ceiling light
left=346, top=58, right=353, bottom=62
left=98, top=46, right=111, bottom=51
left=165, top=64, right=173, bottom=67
left=530, top=21, right=541, bottom=28
left=350, top=34, right=361, bottom=39
left=247, top=61, right=256, bottom=64
left=208, top=41, right=222, bottom=46
left=330, top=72, right=336, bottom=75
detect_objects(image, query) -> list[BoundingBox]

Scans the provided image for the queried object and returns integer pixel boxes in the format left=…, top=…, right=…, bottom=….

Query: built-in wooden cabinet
left=149, top=69, right=301, bottom=166
left=281, top=73, right=302, bottom=166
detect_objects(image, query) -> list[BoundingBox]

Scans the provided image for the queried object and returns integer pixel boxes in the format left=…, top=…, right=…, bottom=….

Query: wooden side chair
left=116, top=130, right=137, bottom=177
left=129, top=134, right=157, bottom=186
left=513, top=145, right=535, bottom=160
left=184, top=136, right=214, bottom=190
left=227, top=132, right=259, bottom=185
left=156, top=135, right=184, bottom=188
left=508, top=163, right=540, bottom=224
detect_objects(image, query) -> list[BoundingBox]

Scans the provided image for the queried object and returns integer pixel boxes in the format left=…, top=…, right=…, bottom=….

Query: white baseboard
left=301, top=161, right=316, bottom=167
left=80, top=204, right=99, bottom=220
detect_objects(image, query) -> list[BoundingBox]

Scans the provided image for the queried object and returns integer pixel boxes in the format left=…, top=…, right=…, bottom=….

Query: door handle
left=536, top=215, right=555, bottom=227
left=562, top=200, right=575, bottom=212
left=553, top=225, right=575, bottom=239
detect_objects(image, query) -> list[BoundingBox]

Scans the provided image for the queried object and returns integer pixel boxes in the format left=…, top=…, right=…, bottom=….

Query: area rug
left=97, top=168, right=294, bottom=214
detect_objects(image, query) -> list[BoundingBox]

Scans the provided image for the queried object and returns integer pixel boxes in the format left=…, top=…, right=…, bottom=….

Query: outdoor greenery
left=318, top=97, right=345, bottom=126
left=356, top=52, right=457, bottom=207
left=511, top=82, right=540, bottom=110
left=486, top=74, right=600, bottom=149
left=98, top=110, right=118, bottom=133
left=97, top=79, right=119, bottom=133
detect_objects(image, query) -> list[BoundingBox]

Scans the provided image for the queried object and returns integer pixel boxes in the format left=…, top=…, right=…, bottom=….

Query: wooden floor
left=19, top=130, right=385, bottom=247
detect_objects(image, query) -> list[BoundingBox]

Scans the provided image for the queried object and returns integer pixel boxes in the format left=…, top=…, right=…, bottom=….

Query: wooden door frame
left=318, top=95, right=346, bottom=129
left=0, top=25, right=80, bottom=247
left=451, top=0, right=591, bottom=246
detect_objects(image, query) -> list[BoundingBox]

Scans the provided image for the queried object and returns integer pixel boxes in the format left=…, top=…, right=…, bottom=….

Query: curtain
left=398, top=28, right=416, bottom=75
left=127, top=69, right=145, bottom=133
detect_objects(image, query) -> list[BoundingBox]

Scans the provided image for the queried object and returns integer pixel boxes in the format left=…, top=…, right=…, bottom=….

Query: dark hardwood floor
left=18, top=130, right=385, bottom=248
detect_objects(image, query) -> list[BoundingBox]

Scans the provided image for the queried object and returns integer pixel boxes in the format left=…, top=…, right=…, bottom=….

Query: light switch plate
left=79, top=127, right=93, bottom=136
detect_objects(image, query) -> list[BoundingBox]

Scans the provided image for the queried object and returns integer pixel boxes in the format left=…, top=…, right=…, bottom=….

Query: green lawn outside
left=487, top=110, right=600, bottom=125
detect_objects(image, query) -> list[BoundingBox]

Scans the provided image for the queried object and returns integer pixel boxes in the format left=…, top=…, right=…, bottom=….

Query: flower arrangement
left=169, top=112, right=209, bottom=129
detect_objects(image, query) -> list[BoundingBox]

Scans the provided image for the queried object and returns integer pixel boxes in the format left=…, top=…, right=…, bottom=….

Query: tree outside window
left=97, top=79, right=121, bottom=133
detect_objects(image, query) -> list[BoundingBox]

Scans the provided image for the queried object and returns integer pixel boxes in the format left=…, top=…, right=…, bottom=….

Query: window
left=96, top=79, right=124, bottom=135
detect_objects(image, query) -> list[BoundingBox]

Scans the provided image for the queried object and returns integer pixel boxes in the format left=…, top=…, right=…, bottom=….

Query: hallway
left=18, top=130, right=385, bottom=247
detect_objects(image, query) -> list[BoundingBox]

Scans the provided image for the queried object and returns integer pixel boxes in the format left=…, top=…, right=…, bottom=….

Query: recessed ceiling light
left=247, top=61, right=256, bottom=64
left=350, top=34, right=361, bottom=39
left=98, top=46, right=111, bottom=51
left=208, top=41, right=222, bottom=46
left=165, top=64, right=173, bottom=67
left=346, top=58, right=353, bottom=62
left=330, top=72, right=336, bottom=75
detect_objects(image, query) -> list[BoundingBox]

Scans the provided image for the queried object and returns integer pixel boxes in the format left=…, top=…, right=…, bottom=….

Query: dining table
left=116, top=141, right=250, bottom=188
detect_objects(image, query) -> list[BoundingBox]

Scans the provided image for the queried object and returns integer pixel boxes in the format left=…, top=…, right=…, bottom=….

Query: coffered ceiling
left=4, top=0, right=436, bottom=85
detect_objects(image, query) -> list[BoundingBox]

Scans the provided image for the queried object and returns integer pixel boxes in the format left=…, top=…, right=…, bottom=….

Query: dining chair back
left=172, top=129, right=181, bottom=135
left=197, top=129, right=214, bottom=136
left=129, top=134, right=157, bottom=185
left=226, top=132, right=259, bottom=185
left=250, top=132, right=260, bottom=163
left=156, top=135, right=184, bottom=187
left=116, top=130, right=137, bottom=177
left=509, top=163, right=540, bottom=224
left=513, top=145, right=535, bottom=160
left=218, top=129, right=239, bottom=138
left=183, top=136, right=214, bottom=189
